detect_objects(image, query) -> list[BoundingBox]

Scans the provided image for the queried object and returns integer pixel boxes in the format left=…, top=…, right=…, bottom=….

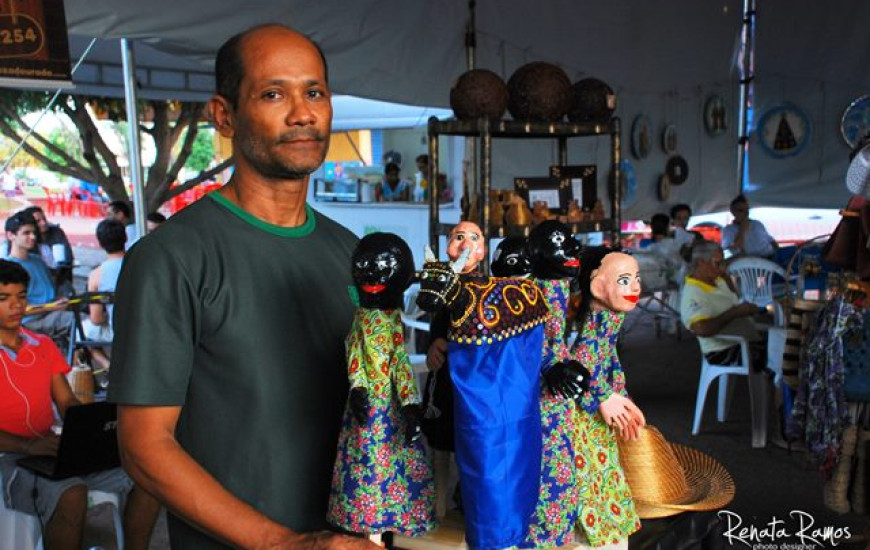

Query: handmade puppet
left=525, top=220, right=591, bottom=547
left=421, top=221, right=488, bottom=519
left=570, top=246, right=645, bottom=547
left=328, top=232, right=435, bottom=541
left=416, top=221, right=549, bottom=550
left=490, top=236, right=532, bottom=278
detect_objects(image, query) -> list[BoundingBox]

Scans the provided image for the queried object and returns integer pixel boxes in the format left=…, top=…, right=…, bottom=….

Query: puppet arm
left=543, top=360, right=590, bottom=400
left=347, top=336, right=370, bottom=424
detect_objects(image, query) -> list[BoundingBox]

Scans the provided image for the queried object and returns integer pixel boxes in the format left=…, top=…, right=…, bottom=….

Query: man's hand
left=426, top=338, right=448, bottom=371
left=543, top=360, right=590, bottom=400
left=278, top=531, right=385, bottom=550
left=24, top=434, right=60, bottom=456
left=348, top=387, right=369, bottom=425
left=599, top=394, right=645, bottom=441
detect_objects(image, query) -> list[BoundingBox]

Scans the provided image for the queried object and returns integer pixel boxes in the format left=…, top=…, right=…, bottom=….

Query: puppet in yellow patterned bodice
left=328, top=233, right=435, bottom=538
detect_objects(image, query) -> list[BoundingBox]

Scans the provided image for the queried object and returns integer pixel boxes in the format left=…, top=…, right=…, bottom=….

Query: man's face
left=214, top=27, right=332, bottom=181
left=385, top=167, right=400, bottom=186
left=730, top=201, right=749, bottom=223
left=672, top=209, right=690, bottom=229
left=698, top=248, right=725, bottom=280
left=7, top=224, right=37, bottom=252
left=106, top=206, right=125, bottom=223
left=590, top=252, right=642, bottom=313
left=30, top=211, right=48, bottom=234
left=447, top=221, right=485, bottom=274
left=0, top=282, right=27, bottom=331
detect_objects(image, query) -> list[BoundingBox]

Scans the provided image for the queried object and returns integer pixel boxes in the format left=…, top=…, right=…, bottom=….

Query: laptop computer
left=17, top=402, right=121, bottom=480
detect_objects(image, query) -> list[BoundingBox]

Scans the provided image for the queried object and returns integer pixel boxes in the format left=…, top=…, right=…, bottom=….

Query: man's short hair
left=0, top=258, right=29, bottom=287
left=96, top=219, right=127, bottom=254
left=650, top=213, right=670, bottom=237
left=146, top=212, right=167, bottom=224
left=107, top=200, right=132, bottom=219
left=686, top=239, right=721, bottom=270
left=670, top=203, right=691, bottom=219
left=21, top=205, right=44, bottom=219
left=215, top=24, right=329, bottom=108
left=5, top=211, right=36, bottom=235
left=730, top=194, right=748, bottom=209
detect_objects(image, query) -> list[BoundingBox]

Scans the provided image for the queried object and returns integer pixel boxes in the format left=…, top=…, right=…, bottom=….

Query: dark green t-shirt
left=108, top=193, right=357, bottom=549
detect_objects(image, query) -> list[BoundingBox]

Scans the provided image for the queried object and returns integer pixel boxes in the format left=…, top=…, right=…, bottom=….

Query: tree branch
left=164, top=158, right=234, bottom=200
left=0, top=102, right=88, bottom=171
left=0, top=118, right=95, bottom=182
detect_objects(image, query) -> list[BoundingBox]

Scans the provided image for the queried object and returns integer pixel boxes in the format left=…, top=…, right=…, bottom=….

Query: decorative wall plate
left=665, top=155, right=689, bottom=185
left=662, top=123, right=678, bottom=154
left=841, top=94, right=870, bottom=149
left=757, top=103, right=810, bottom=158
left=631, top=115, right=653, bottom=160
left=703, top=95, right=728, bottom=136
left=657, top=173, right=671, bottom=201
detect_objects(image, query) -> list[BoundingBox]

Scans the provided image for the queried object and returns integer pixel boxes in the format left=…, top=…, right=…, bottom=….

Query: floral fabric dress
left=572, top=310, right=640, bottom=546
left=526, top=278, right=581, bottom=548
left=327, top=308, right=435, bottom=536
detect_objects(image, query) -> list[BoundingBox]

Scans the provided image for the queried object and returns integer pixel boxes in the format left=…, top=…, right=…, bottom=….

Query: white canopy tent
left=59, top=0, right=870, bottom=218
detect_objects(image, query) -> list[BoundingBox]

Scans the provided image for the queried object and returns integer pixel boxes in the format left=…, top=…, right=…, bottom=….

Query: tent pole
left=464, top=0, right=478, bottom=224
left=121, top=38, right=147, bottom=240
left=736, top=0, right=756, bottom=194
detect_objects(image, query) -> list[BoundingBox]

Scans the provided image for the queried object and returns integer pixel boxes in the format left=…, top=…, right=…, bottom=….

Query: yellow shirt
left=680, top=276, right=740, bottom=354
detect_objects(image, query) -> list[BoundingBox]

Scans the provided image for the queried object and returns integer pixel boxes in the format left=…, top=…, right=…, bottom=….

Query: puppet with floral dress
left=328, top=232, right=435, bottom=542
left=570, top=246, right=645, bottom=549
left=524, top=220, right=590, bottom=548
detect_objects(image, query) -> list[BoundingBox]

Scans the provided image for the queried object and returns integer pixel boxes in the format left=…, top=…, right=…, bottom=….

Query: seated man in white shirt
left=720, top=194, right=777, bottom=259
left=670, top=203, right=698, bottom=252
left=646, top=213, right=684, bottom=285
left=680, top=240, right=765, bottom=368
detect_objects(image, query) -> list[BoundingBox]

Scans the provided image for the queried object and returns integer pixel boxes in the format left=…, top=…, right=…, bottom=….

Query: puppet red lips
left=623, top=295, right=639, bottom=303
left=564, top=259, right=580, bottom=268
left=361, top=284, right=387, bottom=294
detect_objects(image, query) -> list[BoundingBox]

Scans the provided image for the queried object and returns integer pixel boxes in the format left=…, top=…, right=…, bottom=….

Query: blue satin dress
left=445, top=277, right=548, bottom=550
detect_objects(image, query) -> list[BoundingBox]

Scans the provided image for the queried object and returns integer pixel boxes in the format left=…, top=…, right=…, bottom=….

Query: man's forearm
left=692, top=305, right=746, bottom=336
left=118, top=409, right=297, bottom=550
left=0, top=430, right=34, bottom=453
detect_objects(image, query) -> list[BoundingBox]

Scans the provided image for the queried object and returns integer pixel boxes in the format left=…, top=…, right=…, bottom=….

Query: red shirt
left=0, top=329, right=71, bottom=438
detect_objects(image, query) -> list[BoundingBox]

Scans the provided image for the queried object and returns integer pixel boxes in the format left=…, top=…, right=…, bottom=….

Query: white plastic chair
left=691, top=334, right=769, bottom=448
left=726, top=257, right=787, bottom=326
left=0, top=487, right=124, bottom=550
left=401, top=284, right=431, bottom=394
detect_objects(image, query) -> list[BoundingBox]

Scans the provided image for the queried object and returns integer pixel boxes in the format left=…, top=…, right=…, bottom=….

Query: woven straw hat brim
left=633, top=443, right=735, bottom=519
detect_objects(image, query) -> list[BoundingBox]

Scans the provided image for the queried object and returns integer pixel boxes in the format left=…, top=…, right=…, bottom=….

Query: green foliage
left=44, top=127, right=83, bottom=166
left=185, top=127, right=214, bottom=172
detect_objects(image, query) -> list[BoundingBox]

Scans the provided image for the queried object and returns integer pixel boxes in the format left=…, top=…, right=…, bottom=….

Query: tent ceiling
left=65, top=0, right=744, bottom=106
left=60, top=1, right=870, bottom=212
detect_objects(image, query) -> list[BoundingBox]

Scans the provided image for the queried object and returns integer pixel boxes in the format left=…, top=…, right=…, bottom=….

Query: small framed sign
left=514, top=177, right=571, bottom=214
left=550, top=164, right=597, bottom=210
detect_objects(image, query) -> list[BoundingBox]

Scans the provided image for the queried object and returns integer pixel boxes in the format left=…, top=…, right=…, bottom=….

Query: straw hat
left=846, top=143, right=870, bottom=199
left=617, top=426, right=735, bottom=519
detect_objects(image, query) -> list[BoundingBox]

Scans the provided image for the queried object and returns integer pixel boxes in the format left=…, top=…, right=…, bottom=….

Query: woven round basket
left=618, top=426, right=735, bottom=519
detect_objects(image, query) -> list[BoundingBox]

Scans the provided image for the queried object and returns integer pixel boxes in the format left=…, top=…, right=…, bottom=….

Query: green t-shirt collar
left=209, top=191, right=316, bottom=237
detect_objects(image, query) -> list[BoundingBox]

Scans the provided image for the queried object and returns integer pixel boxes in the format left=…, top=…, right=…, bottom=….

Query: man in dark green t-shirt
left=109, top=24, right=382, bottom=550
